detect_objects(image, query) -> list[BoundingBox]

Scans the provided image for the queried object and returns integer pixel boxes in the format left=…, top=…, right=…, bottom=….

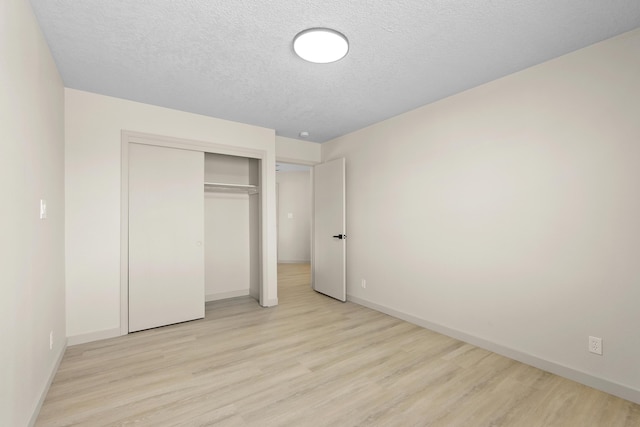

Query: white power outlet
left=589, top=336, right=602, bottom=355
left=361, top=279, right=366, bottom=289
left=49, top=331, right=53, bottom=350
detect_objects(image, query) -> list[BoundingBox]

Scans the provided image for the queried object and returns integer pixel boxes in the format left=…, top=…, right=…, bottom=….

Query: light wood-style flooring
left=37, top=263, right=640, bottom=426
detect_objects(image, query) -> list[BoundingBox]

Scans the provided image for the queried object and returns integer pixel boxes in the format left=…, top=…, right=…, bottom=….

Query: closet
left=204, top=153, right=261, bottom=303
left=127, top=143, right=261, bottom=333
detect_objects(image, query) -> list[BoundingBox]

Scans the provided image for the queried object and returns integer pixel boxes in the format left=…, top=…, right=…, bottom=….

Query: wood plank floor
left=37, top=263, right=640, bottom=426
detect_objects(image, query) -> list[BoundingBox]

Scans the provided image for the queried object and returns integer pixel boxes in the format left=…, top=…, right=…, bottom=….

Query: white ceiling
left=29, top=0, right=640, bottom=143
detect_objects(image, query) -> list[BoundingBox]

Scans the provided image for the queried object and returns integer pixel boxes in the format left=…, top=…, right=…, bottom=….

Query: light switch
left=287, top=213, right=293, bottom=219
left=40, top=199, right=47, bottom=219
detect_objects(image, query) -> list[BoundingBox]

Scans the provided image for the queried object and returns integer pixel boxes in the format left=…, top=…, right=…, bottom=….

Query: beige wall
left=322, top=29, right=640, bottom=402
left=65, top=89, right=278, bottom=342
left=276, top=136, right=321, bottom=165
left=0, top=0, right=66, bottom=425
left=205, top=193, right=251, bottom=300
left=274, top=136, right=317, bottom=264
left=277, top=171, right=312, bottom=263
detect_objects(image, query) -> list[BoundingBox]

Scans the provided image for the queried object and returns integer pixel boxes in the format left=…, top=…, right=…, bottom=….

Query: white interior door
left=128, top=143, right=205, bottom=332
left=313, top=158, right=346, bottom=301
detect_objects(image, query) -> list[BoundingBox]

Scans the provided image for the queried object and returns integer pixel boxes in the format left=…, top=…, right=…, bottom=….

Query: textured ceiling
left=29, top=0, right=640, bottom=143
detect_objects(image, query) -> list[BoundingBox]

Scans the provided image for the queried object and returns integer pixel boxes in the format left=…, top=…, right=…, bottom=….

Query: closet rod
left=204, top=182, right=259, bottom=194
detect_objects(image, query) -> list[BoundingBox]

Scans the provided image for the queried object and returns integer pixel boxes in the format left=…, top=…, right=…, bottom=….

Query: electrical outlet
left=589, top=336, right=602, bottom=355
left=49, top=331, right=53, bottom=350
left=361, top=279, right=366, bottom=289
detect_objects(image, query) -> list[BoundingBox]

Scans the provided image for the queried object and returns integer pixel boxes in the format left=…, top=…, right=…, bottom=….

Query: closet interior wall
left=204, top=153, right=260, bottom=302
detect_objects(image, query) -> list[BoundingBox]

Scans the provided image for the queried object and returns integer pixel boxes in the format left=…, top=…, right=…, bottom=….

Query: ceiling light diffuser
left=293, top=28, right=349, bottom=64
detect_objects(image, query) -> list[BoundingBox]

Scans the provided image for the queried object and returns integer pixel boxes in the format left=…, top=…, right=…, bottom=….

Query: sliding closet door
left=128, top=143, right=205, bottom=332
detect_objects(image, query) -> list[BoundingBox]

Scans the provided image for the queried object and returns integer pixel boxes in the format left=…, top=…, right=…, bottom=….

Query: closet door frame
left=120, top=131, right=270, bottom=336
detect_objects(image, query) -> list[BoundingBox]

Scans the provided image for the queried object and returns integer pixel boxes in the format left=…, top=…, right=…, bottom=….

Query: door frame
left=274, top=159, right=318, bottom=288
left=120, top=131, right=270, bottom=336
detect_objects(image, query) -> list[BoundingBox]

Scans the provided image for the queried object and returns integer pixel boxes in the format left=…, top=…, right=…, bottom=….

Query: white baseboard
left=28, top=339, right=67, bottom=427
left=278, top=260, right=311, bottom=264
left=347, top=294, right=640, bottom=405
left=206, top=290, right=250, bottom=302
left=209, top=291, right=276, bottom=307
left=67, top=327, right=122, bottom=346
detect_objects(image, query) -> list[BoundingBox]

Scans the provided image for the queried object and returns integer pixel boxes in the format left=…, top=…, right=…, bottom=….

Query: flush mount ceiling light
left=293, top=28, right=349, bottom=64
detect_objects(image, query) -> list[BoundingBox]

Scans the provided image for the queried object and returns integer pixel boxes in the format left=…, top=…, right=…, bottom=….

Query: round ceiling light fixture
left=293, top=28, right=349, bottom=64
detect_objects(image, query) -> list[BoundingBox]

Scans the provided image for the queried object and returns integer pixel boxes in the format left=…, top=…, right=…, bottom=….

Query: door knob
left=332, top=234, right=346, bottom=240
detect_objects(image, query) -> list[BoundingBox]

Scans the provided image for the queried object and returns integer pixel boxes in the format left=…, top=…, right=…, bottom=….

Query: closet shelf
left=204, top=182, right=259, bottom=194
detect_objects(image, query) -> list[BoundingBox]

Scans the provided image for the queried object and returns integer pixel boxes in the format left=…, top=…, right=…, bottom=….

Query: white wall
left=0, top=0, right=66, bottom=425
left=65, top=89, right=278, bottom=342
left=277, top=172, right=312, bottom=263
left=205, top=152, right=252, bottom=184
left=322, top=29, right=640, bottom=403
left=274, top=135, right=317, bottom=264
left=205, top=193, right=250, bottom=300
left=276, top=136, right=321, bottom=165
